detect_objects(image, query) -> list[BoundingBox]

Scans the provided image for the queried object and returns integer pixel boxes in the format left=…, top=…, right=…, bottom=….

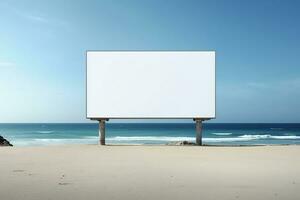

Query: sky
left=0, top=0, right=299, bottom=123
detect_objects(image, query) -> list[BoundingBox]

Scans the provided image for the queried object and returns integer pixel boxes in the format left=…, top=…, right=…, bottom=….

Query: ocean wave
left=35, top=131, right=55, bottom=134
left=12, top=138, right=97, bottom=146
left=211, top=132, right=232, bottom=136
left=88, top=136, right=252, bottom=143
left=107, top=136, right=257, bottom=142
left=10, top=134, right=300, bottom=146
left=238, top=134, right=300, bottom=140
left=107, top=136, right=194, bottom=142
left=204, top=137, right=253, bottom=142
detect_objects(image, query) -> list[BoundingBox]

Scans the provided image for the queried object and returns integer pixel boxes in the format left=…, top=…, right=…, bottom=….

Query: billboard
left=86, top=51, right=215, bottom=119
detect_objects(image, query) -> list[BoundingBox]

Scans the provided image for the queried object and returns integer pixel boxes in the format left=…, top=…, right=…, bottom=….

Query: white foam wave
left=107, top=136, right=194, bottom=142
left=12, top=138, right=97, bottom=146
left=10, top=134, right=300, bottom=146
left=211, top=132, right=233, bottom=136
left=36, top=131, right=55, bottom=134
left=204, top=137, right=252, bottom=142
left=107, top=136, right=255, bottom=142
left=272, top=136, right=300, bottom=139
left=238, top=134, right=300, bottom=140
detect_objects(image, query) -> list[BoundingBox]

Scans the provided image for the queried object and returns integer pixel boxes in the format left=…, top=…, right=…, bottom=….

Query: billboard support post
left=98, top=119, right=108, bottom=145
left=194, top=119, right=203, bottom=146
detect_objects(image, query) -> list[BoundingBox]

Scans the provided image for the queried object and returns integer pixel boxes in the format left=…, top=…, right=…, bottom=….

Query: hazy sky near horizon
left=0, top=0, right=300, bottom=123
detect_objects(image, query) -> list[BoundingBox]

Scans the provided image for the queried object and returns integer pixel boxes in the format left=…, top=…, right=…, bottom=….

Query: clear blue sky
left=0, top=0, right=299, bottom=123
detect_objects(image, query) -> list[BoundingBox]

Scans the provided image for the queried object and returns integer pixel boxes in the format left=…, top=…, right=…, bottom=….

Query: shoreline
left=3, top=143, right=300, bottom=148
left=2, top=123, right=300, bottom=146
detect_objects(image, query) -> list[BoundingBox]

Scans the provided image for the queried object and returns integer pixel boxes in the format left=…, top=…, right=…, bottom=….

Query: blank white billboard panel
left=87, top=51, right=215, bottom=119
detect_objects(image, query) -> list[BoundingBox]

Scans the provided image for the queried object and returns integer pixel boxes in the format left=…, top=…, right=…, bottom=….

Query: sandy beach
left=0, top=145, right=299, bottom=200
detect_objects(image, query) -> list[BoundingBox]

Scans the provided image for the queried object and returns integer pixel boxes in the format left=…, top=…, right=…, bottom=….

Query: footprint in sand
left=12, top=169, right=25, bottom=172
left=58, top=174, right=71, bottom=185
left=58, top=182, right=71, bottom=186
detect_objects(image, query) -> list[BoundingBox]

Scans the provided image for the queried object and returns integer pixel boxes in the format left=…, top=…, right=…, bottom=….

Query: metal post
left=99, top=119, right=106, bottom=145
left=195, top=119, right=202, bottom=146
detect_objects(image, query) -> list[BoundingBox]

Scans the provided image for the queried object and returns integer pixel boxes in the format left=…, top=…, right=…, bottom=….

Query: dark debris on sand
left=166, top=141, right=196, bottom=146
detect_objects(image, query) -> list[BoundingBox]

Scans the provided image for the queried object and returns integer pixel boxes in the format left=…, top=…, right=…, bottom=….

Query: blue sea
left=1, top=123, right=300, bottom=146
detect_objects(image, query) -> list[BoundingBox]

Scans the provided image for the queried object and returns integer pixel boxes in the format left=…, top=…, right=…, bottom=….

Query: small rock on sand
left=0, top=135, right=13, bottom=146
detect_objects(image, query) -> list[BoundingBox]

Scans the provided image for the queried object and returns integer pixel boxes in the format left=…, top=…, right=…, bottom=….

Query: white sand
left=0, top=145, right=299, bottom=200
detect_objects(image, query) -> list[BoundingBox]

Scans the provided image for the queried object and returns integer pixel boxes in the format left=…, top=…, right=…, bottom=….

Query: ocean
left=1, top=123, right=300, bottom=146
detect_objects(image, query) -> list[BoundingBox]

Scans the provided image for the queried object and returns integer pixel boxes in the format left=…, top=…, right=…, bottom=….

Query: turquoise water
left=1, top=123, right=300, bottom=146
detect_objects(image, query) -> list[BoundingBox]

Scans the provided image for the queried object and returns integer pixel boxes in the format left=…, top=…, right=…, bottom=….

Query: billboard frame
left=85, top=50, right=216, bottom=120
left=85, top=50, right=216, bottom=145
